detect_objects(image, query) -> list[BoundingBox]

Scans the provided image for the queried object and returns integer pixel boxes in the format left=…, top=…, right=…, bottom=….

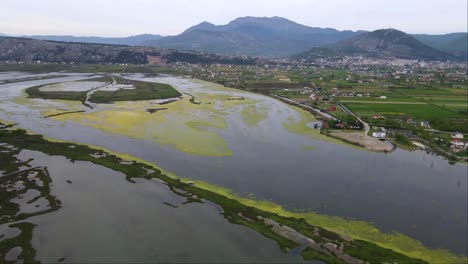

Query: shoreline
left=267, top=92, right=395, bottom=153
left=327, top=130, right=395, bottom=152
left=1, top=125, right=466, bottom=263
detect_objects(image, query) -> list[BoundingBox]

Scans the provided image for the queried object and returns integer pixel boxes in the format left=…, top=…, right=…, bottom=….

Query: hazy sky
left=1, top=0, right=467, bottom=36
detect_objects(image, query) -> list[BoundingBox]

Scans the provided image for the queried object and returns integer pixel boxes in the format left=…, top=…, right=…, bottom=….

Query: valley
left=0, top=7, right=467, bottom=263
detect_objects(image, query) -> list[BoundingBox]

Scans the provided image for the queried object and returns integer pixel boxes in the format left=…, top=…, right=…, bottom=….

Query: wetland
left=0, top=71, right=466, bottom=263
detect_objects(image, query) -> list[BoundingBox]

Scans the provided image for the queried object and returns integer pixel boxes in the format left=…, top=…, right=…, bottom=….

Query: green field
left=393, top=87, right=467, bottom=96
left=344, top=102, right=464, bottom=120
left=337, top=96, right=422, bottom=103
left=335, top=83, right=467, bottom=132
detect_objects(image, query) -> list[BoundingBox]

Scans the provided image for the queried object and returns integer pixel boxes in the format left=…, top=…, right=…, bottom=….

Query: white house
left=451, top=140, right=466, bottom=149
left=451, top=132, right=464, bottom=139
left=420, top=121, right=430, bottom=128
left=372, top=131, right=386, bottom=138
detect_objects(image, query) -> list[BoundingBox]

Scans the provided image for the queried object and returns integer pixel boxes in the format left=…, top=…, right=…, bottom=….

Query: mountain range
left=0, top=16, right=466, bottom=61
left=142, top=16, right=364, bottom=56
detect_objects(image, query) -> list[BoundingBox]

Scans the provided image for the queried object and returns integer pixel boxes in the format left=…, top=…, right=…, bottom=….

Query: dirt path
left=330, top=130, right=394, bottom=152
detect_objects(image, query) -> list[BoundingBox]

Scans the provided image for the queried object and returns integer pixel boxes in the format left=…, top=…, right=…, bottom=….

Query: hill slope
left=143, top=16, right=363, bottom=56
left=0, top=36, right=260, bottom=65
left=331, top=29, right=457, bottom=61
left=413, top=33, right=467, bottom=59
left=293, top=29, right=459, bottom=61
left=23, top=34, right=163, bottom=46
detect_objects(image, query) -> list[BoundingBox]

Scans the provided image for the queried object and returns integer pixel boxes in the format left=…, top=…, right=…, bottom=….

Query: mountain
left=183, top=22, right=219, bottom=33
left=293, top=29, right=459, bottom=61
left=150, top=30, right=265, bottom=55
left=0, top=33, right=9, bottom=37
left=0, top=36, right=261, bottom=65
left=413, top=33, right=467, bottom=59
left=22, top=34, right=163, bottom=46
left=291, top=47, right=341, bottom=60
left=143, top=16, right=364, bottom=56
left=329, top=29, right=457, bottom=61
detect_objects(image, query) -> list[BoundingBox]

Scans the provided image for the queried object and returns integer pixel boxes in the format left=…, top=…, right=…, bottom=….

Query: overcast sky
left=1, top=0, right=467, bottom=37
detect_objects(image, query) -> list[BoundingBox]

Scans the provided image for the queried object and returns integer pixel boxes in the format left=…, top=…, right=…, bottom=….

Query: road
left=272, top=95, right=338, bottom=121
left=337, top=103, right=370, bottom=135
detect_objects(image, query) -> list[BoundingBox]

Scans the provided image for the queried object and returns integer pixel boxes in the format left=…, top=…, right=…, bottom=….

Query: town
left=164, top=56, right=468, bottom=162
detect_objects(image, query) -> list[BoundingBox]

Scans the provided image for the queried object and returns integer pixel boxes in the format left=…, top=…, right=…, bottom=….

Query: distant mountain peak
left=227, top=16, right=301, bottom=27
left=183, top=21, right=217, bottom=34
left=368, top=28, right=407, bottom=37
left=198, top=21, right=215, bottom=26
left=145, top=16, right=364, bottom=56
left=331, top=28, right=457, bottom=61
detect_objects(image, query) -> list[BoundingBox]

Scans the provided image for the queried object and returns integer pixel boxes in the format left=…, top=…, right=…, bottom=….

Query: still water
left=14, top=150, right=307, bottom=263
left=0, top=73, right=466, bottom=256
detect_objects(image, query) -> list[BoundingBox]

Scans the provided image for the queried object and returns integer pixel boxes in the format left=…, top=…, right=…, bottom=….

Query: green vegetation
left=0, top=166, right=61, bottom=224
left=0, top=128, right=432, bottom=263
left=89, top=77, right=181, bottom=103
left=344, top=102, right=464, bottom=120
left=0, top=222, right=38, bottom=264
left=145, top=108, right=168, bottom=114
left=183, top=93, right=202, bottom=105
left=0, top=131, right=61, bottom=224
left=301, top=248, right=345, bottom=264
left=24, top=75, right=181, bottom=104
left=44, top=110, right=85, bottom=118
left=343, top=239, right=427, bottom=264
left=25, top=85, right=87, bottom=102
left=393, top=134, right=415, bottom=149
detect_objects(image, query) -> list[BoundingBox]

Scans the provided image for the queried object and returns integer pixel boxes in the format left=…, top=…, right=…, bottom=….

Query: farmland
left=343, top=102, right=463, bottom=120
left=339, top=86, right=467, bottom=132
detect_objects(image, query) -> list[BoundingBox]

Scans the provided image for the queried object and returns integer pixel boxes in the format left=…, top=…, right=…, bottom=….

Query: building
left=420, top=121, right=430, bottom=128
left=451, top=139, right=467, bottom=149
left=372, top=131, right=386, bottom=138
left=451, top=132, right=464, bottom=139
left=406, top=118, right=415, bottom=124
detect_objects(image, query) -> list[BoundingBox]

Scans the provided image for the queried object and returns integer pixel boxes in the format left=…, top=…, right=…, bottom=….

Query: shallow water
left=5, top=246, right=22, bottom=262
left=0, top=72, right=467, bottom=256
left=19, top=149, right=306, bottom=263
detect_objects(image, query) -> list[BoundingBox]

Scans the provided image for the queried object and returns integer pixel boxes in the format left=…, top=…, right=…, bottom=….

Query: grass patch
left=0, top=222, right=38, bottom=264
left=25, top=85, right=87, bottom=102
left=392, top=134, right=417, bottom=150
left=89, top=77, right=181, bottom=103
left=343, top=239, right=427, bottom=264
left=301, top=247, right=345, bottom=264
left=344, top=102, right=463, bottom=120
left=24, top=76, right=181, bottom=104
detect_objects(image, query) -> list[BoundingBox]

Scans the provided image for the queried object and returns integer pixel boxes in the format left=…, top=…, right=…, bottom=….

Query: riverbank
left=270, top=93, right=394, bottom=153
left=1, top=125, right=466, bottom=263
left=328, top=130, right=394, bottom=152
